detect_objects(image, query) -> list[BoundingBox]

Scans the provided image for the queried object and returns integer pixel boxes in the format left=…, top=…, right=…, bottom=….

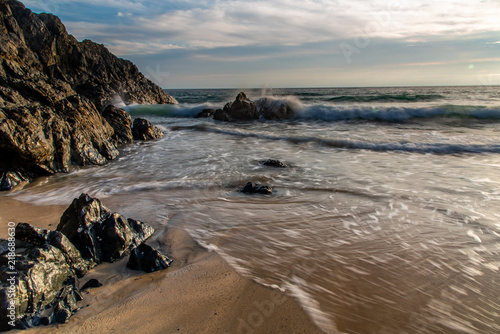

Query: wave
left=123, top=98, right=500, bottom=123
left=327, top=94, right=445, bottom=103
left=171, top=124, right=500, bottom=155
left=296, top=105, right=500, bottom=122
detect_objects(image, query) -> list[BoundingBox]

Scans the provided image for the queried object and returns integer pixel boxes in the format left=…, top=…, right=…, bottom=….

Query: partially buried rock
left=261, top=159, right=287, bottom=168
left=132, top=118, right=164, bottom=141
left=81, top=278, right=103, bottom=291
left=240, top=182, right=273, bottom=195
left=57, top=193, right=155, bottom=265
left=127, top=243, right=172, bottom=273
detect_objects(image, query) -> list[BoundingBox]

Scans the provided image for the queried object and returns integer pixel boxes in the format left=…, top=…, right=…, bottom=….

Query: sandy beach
left=0, top=194, right=323, bottom=334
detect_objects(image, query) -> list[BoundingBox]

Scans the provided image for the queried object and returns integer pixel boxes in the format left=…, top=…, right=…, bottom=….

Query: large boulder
left=214, top=92, right=259, bottom=121
left=15, top=223, right=91, bottom=277
left=0, top=194, right=159, bottom=331
left=0, top=0, right=177, bottom=190
left=132, top=118, right=164, bottom=141
left=57, top=193, right=155, bottom=265
left=0, top=225, right=83, bottom=330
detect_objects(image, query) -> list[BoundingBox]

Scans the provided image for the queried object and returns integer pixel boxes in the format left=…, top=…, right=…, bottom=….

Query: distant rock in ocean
left=0, top=0, right=176, bottom=190
left=214, top=92, right=259, bottom=121
left=212, top=92, right=298, bottom=122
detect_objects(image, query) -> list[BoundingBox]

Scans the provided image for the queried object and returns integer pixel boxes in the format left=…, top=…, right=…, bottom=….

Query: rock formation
left=57, top=193, right=155, bottom=265
left=212, top=92, right=297, bottom=122
left=214, top=92, right=259, bottom=121
left=132, top=118, right=164, bottom=141
left=0, top=0, right=176, bottom=190
left=0, top=224, right=84, bottom=330
left=0, top=193, right=159, bottom=331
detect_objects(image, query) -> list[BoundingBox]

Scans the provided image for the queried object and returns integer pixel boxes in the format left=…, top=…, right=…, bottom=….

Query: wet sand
left=0, top=195, right=323, bottom=334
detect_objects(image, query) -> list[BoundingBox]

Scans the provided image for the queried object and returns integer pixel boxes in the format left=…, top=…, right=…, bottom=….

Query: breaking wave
left=171, top=124, right=500, bottom=155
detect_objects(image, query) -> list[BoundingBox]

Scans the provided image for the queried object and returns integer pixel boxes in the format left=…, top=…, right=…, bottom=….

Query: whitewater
left=9, top=86, right=500, bottom=333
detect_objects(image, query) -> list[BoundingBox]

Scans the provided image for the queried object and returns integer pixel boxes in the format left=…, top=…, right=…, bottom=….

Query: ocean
left=9, top=86, right=500, bottom=333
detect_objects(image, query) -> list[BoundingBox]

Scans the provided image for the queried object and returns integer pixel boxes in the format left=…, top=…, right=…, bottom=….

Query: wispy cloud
left=20, top=0, right=500, bottom=88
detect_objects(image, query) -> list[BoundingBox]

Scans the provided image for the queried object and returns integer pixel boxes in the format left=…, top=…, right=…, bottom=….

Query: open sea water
left=9, top=86, right=500, bottom=333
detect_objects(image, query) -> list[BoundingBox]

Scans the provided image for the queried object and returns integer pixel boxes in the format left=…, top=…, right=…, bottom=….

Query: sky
left=23, top=0, right=500, bottom=89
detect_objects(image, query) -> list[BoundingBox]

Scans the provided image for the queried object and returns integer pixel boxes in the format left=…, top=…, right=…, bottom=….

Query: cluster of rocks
left=0, top=0, right=175, bottom=190
left=196, top=92, right=296, bottom=122
left=0, top=193, right=172, bottom=331
left=238, top=159, right=289, bottom=195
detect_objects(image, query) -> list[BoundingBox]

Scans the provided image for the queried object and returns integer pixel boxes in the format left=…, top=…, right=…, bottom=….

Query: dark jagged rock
left=57, top=193, right=155, bottom=265
left=127, top=243, right=172, bottom=273
left=0, top=231, right=81, bottom=330
left=0, top=0, right=177, bottom=190
left=132, top=118, right=164, bottom=141
left=214, top=92, right=259, bottom=121
left=0, top=170, right=30, bottom=190
left=102, top=105, right=133, bottom=144
left=195, top=108, right=215, bottom=118
left=240, top=182, right=273, bottom=195
left=261, top=159, right=287, bottom=168
left=212, top=93, right=299, bottom=122
left=0, top=194, right=158, bottom=331
left=213, top=109, right=230, bottom=122
left=15, top=223, right=91, bottom=277
left=81, top=278, right=103, bottom=291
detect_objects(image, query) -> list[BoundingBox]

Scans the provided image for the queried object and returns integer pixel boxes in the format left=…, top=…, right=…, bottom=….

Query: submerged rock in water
left=126, top=243, right=173, bottom=273
left=0, top=0, right=176, bottom=190
left=57, top=193, right=155, bottom=265
left=195, top=109, right=216, bottom=118
left=240, top=182, right=273, bottom=195
left=214, top=92, right=259, bottom=121
left=132, top=118, right=164, bottom=141
left=0, top=226, right=82, bottom=330
left=261, top=159, right=287, bottom=168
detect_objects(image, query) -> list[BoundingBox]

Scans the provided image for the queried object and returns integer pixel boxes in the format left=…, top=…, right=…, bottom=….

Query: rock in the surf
left=261, top=159, right=287, bottom=168
left=256, top=97, right=296, bottom=120
left=126, top=243, right=172, bottom=273
left=57, top=193, right=155, bottom=265
left=132, top=118, right=164, bottom=141
left=195, top=109, right=216, bottom=118
left=214, top=92, right=259, bottom=121
left=240, top=182, right=273, bottom=195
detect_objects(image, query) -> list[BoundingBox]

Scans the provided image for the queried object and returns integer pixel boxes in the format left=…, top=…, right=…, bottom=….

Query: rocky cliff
left=0, top=0, right=176, bottom=190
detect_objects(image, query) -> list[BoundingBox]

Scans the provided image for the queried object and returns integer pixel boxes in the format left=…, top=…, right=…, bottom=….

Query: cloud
left=20, top=0, right=500, bottom=88
left=50, top=0, right=500, bottom=57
